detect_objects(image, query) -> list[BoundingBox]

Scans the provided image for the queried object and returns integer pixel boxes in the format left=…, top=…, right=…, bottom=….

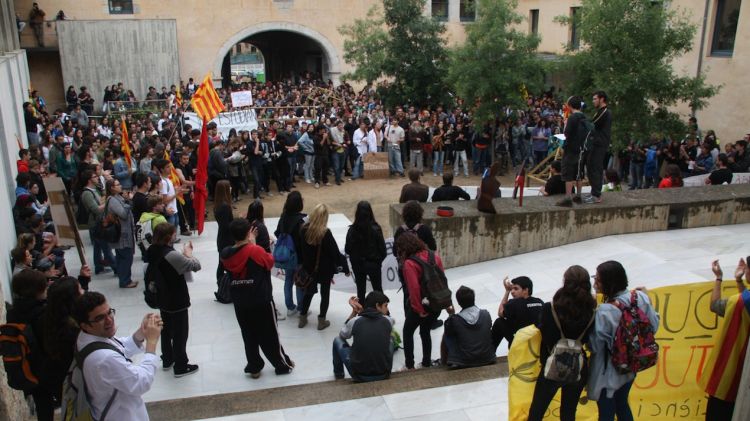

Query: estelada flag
left=163, top=151, right=185, bottom=205
left=193, top=121, right=209, bottom=234
left=192, top=73, right=225, bottom=122
left=120, top=116, right=132, bottom=168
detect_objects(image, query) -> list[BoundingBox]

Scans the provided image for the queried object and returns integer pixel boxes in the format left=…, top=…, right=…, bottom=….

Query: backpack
left=0, top=323, right=39, bottom=391
left=61, top=342, right=126, bottom=421
left=143, top=251, right=168, bottom=309
left=407, top=251, right=452, bottom=313
left=75, top=189, right=96, bottom=226
left=214, top=272, right=233, bottom=304
left=610, top=290, right=659, bottom=374
left=543, top=303, right=595, bottom=384
left=401, top=223, right=422, bottom=236
left=135, top=218, right=155, bottom=248
left=273, top=220, right=298, bottom=270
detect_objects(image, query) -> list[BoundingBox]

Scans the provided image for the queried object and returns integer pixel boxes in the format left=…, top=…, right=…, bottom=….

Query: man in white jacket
left=73, top=292, right=163, bottom=420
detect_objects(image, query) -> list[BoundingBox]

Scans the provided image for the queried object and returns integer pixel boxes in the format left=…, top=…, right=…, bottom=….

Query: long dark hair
left=553, top=265, right=596, bottom=329
left=597, top=260, right=629, bottom=302
left=42, top=277, right=81, bottom=360
left=352, top=201, right=377, bottom=238
left=282, top=191, right=303, bottom=215
left=246, top=199, right=264, bottom=224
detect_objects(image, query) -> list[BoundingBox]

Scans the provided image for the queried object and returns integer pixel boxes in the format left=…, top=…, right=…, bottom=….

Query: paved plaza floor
left=68, top=219, right=750, bottom=419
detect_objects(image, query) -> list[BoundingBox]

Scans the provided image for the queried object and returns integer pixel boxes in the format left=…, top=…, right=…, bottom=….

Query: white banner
left=184, top=110, right=258, bottom=140
left=230, top=90, right=253, bottom=107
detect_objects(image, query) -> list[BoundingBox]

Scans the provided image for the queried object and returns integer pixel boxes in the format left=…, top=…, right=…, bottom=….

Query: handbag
left=294, top=243, right=321, bottom=289
left=92, top=197, right=121, bottom=243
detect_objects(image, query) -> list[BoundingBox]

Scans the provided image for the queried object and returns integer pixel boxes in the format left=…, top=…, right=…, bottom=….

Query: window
left=460, top=0, right=476, bottom=22
left=711, top=0, right=741, bottom=56
left=108, top=0, right=133, bottom=14
left=432, top=0, right=449, bottom=22
left=530, top=9, right=539, bottom=35
left=569, top=7, right=581, bottom=50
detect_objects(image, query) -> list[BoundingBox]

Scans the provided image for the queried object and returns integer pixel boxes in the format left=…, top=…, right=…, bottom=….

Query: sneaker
left=334, top=373, right=345, bottom=380
left=174, top=364, right=199, bottom=378
left=276, top=309, right=286, bottom=321
left=298, top=314, right=308, bottom=328
left=162, top=360, right=174, bottom=371
left=266, top=192, right=274, bottom=197
left=572, top=195, right=583, bottom=204
left=335, top=181, right=341, bottom=185
left=244, top=365, right=261, bottom=378
left=399, top=173, right=405, bottom=177
left=583, top=195, right=602, bottom=204
left=287, top=308, right=299, bottom=317
left=314, top=183, right=320, bottom=189
left=305, top=179, right=312, bottom=184
left=279, top=191, right=287, bottom=196
left=556, top=197, right=574, bottom=207
left=324, top=182, right=332, bottom=187
left=180, top=230, right=193, bottom=236
left=317, top=317, right=331, bottom=331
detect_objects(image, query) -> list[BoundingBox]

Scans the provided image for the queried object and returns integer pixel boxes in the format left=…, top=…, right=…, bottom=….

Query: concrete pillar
left=449, top=0, right=460, bottom=23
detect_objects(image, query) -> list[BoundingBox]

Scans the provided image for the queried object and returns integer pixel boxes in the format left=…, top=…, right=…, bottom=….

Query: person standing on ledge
left=584, top=91, right=612, bottom=204
left=556, top=96, right=586, bottom=207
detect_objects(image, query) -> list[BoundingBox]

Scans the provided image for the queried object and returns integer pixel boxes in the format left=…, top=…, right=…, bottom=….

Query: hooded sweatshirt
left=339, top=308, right=395, bottom=377
left=444, top=305, right=495, bottom=367
left=220, top=242, right=274, bottom=306
left=138, top=211, right=167, bottom=231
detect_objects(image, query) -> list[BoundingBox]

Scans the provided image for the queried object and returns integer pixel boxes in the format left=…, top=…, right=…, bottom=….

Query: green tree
left=339, top=0, right=450, bottom=107
left=449, top=0, right=544, bottom=124
left=556, top=0, right=719, bottom=148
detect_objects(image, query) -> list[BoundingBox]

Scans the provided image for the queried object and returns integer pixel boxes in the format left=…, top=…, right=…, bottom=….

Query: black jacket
left=536, top=302, right=593, bottom=367
left=298, top=228, right=349, bottom=282
left=215, top=204, right=234, bottom=251
left=6, top=297, right=46, bottom=378
left=349, top=308, right=393, bottom=376
left=220, top=242, right=275, bottom=306
left=275, top=212, right=305, bottom=257
left=432, top=185, right=470, bottom=202
left=345, top=222, right=386, bottom=268
left=147, top=244, right=196, bottom=312
left=444, top=307, right=496, bottom=367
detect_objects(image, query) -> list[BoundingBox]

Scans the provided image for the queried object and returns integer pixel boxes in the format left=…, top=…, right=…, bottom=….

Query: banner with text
left=508, top=281, right=735, bottom=421
left=184, top=109, right=258, bottom=140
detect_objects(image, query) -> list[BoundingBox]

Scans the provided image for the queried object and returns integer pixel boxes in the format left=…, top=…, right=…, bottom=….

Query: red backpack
left=610, top=290, right=659, bottom=374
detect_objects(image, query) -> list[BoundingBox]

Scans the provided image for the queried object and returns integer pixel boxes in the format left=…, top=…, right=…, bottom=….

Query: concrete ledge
left=146, top=358, right=508, bottom=420
left=390, top=185, right=750, bottom=268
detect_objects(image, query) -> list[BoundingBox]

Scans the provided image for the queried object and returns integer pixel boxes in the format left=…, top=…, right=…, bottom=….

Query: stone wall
left=390, top=185, right=750, bottom=269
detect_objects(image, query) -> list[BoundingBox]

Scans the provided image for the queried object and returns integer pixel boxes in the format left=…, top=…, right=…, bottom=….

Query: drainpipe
left=694, top=0, right=711, bottom=116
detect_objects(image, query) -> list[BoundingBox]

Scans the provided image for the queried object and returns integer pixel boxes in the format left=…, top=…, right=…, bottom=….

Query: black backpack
left=408, top=251, right=452, bottom=313
left=75, top=189, right=95, bottom=226
left=0, top=322, right=39, bottom=391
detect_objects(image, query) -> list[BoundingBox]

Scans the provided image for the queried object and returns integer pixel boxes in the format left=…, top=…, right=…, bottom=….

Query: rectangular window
left=460, top=0, right=476, bottom=22
left=530, top=9, right=539, bottom=35
left=109, top=0, right=134, bottom=14
left=569, top=7, right=581, bottom=50
left=711, top=0, right=741, bottom=56
left=432, top=0, right=449, bottom=22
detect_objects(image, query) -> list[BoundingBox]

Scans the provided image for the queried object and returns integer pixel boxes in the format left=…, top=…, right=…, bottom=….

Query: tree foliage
left=339, top=0, right=450, bottom=107
left=448, top=0, right=544, bottom=124
left=557, top=0, right=719, bottom=149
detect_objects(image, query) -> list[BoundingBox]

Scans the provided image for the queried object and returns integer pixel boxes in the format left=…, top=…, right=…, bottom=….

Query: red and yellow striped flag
left=175, top=86, right=183, bottom=108
left=164, top=151, right=185, bottom=205
left=191, top=73, right=225, bottom=121
left=121, top=116, right=133, bottom=168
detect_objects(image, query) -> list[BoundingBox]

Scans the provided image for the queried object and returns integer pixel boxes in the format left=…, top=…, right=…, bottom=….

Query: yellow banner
left=508, top=281, right=738, bottom=421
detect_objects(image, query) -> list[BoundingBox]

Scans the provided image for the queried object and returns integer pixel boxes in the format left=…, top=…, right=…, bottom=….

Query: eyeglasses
left=87, top=308, right=115, bottom=324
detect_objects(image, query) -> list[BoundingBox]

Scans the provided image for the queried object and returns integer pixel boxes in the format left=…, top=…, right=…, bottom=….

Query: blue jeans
left=474, top=148, right=490, bottom=174
left=351, top=154, right=365, bottom=179
left=629, top=162, right=644, bottom=189
left=596, top=380, right=634, bottom=421
left=432, top=150, right=445, bottom=175
left=303, top=154, right=315, bottom=181
left=166, top=212, right=178, bottom=227
left=287, top=156, right=297, bottom=183
left=89, top=230, right=115, bottom=273
left=332, top=336, right=389, bottom=382
left=454, top=151, right=468, bottom=176
left=114, top=247, right=134, bottom=287
left=332, top=151, right=345, bottom=182
left=388, top=145, right=404, bottom=175
left=283, top=268, right=304, bottom=311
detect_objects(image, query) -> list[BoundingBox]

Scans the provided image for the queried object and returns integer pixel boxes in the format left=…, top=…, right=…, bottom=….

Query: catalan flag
left=164, top=151, right=185, bottom=205
left=175, top=85, right=183, bottom=108
left=191, top=73, right=225, bottom=121
left=193, top=122, right=209, bottom=234
left=121, top=116, right=133, bottom=168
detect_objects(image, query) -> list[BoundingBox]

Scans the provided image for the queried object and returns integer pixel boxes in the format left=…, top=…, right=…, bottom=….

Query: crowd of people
left=7, top=72, right=750, bottom=421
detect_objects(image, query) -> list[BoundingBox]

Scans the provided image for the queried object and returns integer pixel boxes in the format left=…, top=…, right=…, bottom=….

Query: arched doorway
left=214, top=22, right=341, bottom=87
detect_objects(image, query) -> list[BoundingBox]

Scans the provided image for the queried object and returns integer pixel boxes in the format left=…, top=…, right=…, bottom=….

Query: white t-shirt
left=386, top=124, right=405, bottom=146
left=160, top=176, right=178, bottom=214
